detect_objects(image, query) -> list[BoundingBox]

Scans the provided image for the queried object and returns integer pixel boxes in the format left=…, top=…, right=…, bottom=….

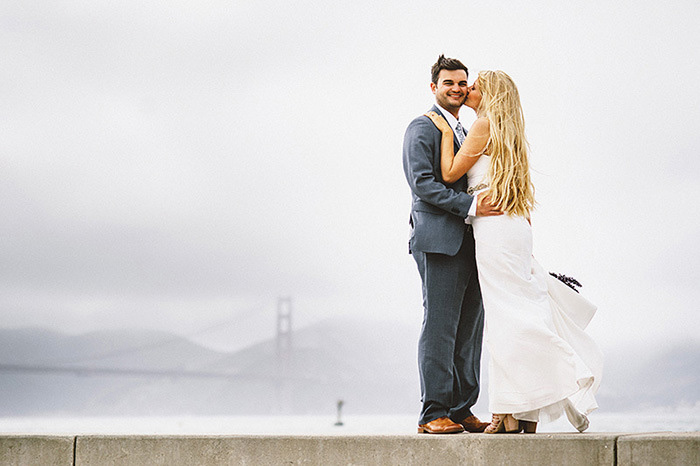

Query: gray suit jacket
left=402, top=105, right=475, bottom=256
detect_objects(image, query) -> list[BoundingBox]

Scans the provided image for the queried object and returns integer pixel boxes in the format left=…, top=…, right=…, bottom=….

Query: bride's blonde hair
left=477, top=70, right=535, bottom=217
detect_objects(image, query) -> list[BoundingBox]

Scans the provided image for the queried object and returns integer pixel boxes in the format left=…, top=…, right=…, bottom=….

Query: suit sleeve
left=403, top=116, right=474, bottom=217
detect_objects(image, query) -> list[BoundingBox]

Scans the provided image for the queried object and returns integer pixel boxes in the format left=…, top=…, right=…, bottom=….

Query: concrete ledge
left=617, top=432, right=700, bottom=466
left=0, top=435, right=75, bottom=466
left=75, top=434, right=618, bottom=465
left=3, top=433, right=699, bottom=465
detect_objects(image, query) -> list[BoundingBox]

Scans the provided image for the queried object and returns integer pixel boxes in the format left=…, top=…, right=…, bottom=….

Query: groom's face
left=431, top=69, right=468, bottom=111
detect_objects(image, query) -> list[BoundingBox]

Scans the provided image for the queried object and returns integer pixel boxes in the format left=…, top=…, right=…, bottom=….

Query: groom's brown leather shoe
left=418, top=417, right=465, bottom=434
left=459, top=415, right=490, bottom=433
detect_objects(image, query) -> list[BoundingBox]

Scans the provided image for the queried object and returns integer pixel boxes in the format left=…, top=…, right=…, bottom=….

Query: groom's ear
left=430, top=82, right=437, bottom=95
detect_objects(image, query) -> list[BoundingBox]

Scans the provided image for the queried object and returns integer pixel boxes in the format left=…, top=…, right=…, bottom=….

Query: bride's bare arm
left=425, top=113, right=491, bottom=183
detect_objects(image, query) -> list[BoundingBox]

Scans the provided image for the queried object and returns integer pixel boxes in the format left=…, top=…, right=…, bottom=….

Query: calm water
left=1, top=408, right=698, bottom=435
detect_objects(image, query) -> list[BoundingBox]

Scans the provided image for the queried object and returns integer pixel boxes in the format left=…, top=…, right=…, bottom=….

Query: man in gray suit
left=403, top=55, right=501, bottom=434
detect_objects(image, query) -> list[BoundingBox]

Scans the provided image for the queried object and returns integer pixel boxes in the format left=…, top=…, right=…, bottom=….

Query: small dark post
left=275, top=296, right=293, bottom=414
left=334, top=399, right=344, bottom=426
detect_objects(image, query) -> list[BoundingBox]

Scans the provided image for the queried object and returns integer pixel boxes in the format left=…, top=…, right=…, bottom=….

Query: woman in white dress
left=425, top=70, right=602, bottom=433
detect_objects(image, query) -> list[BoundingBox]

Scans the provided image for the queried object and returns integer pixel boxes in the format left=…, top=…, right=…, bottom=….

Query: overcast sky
left=1, top=0, right=698, bottom=352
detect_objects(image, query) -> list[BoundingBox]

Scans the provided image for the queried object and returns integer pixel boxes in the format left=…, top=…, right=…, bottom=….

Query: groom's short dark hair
left=431, top=55, right=469, bottom=84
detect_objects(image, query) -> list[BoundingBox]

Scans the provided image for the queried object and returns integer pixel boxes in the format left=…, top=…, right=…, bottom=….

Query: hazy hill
left=0, top=321, right=697, bottom=416
left=198, top=318, right=422, bottom=415
left=0, top=319, right=421, bottom=415
left=0, top=327, right=230, bottom=415
left=594, top=339, right=700, bottom=411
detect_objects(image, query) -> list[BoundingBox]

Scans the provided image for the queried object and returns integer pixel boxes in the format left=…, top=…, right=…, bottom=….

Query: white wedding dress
left=468, top=154, right=603, bottom=431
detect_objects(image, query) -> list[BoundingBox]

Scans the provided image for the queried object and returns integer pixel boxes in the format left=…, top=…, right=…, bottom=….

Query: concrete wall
left=0, top=435, right=75, bottom=466
left=618, top=432, right=700, bottom=466
left=1, top=433, right=698, bottom=465
left=75, top=434, right=618, bottom=465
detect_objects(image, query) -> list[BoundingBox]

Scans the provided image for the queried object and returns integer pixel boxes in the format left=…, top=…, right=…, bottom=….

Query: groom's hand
left=475, top=192, right=503, bottom=217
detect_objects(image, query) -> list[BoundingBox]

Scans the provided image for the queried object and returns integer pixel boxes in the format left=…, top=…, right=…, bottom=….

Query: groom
left=403, top=55, right=501, bottom=434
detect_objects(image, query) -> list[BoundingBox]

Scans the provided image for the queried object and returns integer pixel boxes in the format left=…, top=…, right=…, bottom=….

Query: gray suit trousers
left=413, top=227, right=484, bottom=424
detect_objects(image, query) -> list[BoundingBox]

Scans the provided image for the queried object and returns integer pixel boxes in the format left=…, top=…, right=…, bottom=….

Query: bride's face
left=464, top=80, right=482, bottom=109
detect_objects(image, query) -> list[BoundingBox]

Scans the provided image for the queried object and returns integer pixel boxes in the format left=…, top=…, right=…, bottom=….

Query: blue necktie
left=455, top=122, right=466, bottom=145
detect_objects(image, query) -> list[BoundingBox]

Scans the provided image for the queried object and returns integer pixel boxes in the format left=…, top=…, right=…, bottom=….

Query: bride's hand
left=424, top=111, right=453, bottom=135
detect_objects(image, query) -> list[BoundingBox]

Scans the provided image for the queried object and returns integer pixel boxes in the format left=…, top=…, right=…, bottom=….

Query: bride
left=425, top=70, right=602, bottom=433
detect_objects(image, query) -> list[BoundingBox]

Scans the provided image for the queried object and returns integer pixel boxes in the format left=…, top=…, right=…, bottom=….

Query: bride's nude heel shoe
left=520, top=420, right=538, bottom=433
left=484, top=414, right=520, bottom=434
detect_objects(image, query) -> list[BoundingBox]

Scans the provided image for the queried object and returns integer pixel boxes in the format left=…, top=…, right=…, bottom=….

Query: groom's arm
left=403, top=116, right=474, bottom=217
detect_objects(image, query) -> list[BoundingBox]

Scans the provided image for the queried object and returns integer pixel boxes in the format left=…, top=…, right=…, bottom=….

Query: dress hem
left=489, top=375, right=595, bottom=414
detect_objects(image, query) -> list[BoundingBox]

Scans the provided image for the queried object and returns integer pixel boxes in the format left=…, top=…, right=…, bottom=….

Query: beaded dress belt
left=467, top=183, right=488, bottom=195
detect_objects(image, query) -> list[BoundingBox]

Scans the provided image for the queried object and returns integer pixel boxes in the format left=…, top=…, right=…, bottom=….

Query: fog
left=1, top=0, right=699, bottom=355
